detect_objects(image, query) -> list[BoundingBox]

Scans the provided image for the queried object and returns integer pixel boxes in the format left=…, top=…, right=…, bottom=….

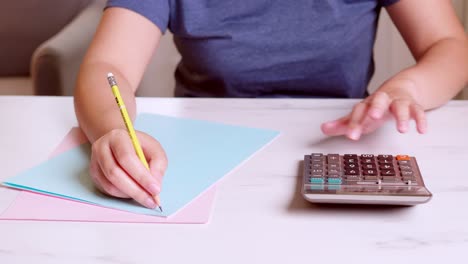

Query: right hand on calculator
left=89, top=129, right=167, bottom=209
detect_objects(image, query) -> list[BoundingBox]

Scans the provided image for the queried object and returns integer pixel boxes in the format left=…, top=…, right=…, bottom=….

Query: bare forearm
left=383, top=37, right=468, bottom=110
left=74, top=62, right=137, bottom=143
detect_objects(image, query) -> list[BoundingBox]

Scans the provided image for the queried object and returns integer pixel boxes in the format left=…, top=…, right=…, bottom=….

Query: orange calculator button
left=396, top=155, right=410, bottom=161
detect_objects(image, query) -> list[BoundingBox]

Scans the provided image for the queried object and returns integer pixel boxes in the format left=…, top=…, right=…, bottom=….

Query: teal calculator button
left=309, top=177, right=325, bottom=184
left=327, top=184, right=341, bottom=190
left=310, top=185, right=325, bottom=191
left=328, top=178, right=342, bottom=184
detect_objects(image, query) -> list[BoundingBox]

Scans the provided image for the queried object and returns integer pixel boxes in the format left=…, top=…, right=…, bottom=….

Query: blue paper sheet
left=3, top=113, right=279, bottom=217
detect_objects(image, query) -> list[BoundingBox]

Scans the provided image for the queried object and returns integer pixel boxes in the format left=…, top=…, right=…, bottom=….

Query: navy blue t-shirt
left=107, top=0, right=399, bottom=98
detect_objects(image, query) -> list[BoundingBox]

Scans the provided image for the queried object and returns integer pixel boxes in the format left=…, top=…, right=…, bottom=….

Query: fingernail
left=399, top=122, right=408, bottom=133
left=145, top=197, right=157, bottom=209
left=148, top=183, right=160, bottom=196
left=348, top=129, right=361, bottom=140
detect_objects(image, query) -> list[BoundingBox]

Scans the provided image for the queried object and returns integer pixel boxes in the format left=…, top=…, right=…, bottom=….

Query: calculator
left=302, top=153, right=432, bottom=205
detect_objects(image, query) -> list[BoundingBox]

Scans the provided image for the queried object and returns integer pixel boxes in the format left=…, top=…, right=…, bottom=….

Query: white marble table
left=0, top=96, right=467, bottom=264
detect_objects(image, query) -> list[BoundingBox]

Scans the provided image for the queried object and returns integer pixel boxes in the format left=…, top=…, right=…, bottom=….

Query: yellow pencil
left=106, top=72, right=162, bottom=212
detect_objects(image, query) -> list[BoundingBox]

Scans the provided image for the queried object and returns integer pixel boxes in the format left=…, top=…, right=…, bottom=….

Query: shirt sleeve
left=379, top=0, right=400, bottom=7
left=106, top=0, right=170, bottom=33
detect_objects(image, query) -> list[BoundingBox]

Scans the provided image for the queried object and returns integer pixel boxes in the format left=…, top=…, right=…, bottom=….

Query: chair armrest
left=31, top=0, right=105, bottom=95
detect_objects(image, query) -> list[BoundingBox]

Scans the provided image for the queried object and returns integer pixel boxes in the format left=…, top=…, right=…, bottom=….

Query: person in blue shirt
left=74, top=0, right=468, bottom=208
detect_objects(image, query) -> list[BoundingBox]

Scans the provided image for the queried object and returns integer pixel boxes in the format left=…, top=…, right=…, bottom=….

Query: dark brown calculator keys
left=363, top=169, right=377, bottom=176
left=378, top=155, right=393, bottom=160
left=380, top=164, right=393, bottom=170
left=344, top=158, right=358, bottom=164
left=345, top=169, right=359, bottom=176
left=345, top=163, right=358, bottom=170
left=361, top=158, right=375, bottom=164
left=303, top=153, right=431, bottom=205
left=378, top=159, right=393, bottom=164
left=381, top=169, right=395, bottom=176
left=362, top=163, right=377, bottom=170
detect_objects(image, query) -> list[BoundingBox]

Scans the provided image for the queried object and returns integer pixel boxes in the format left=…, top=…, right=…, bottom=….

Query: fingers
left=139, top=132, right=168, bottom=178
left=345, top=102, right=368, bottom=140
left=411, top=103, right=427, bottom=134
left=109, top=131, right=162, bottom=197
left=390, top=100, right=411, bottom=133
left=96, top=141, right=158, bottom=209
left=89, top=153, right=128, bottom=198
left=390, top=100, right=427, bottom=134
left=321, top=116, right=349, bottom=136
left=368, top=92, right=391, bottom=120
left=321, top=90, right=427, bottom=139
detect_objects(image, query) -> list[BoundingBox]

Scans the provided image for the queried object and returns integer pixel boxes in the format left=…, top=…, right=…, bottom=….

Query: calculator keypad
left=303, top=153, right=432, bottom=205
left=305, top=153, right=421, bottom=186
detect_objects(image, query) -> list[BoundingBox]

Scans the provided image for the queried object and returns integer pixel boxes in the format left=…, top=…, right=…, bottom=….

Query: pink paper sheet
left=0, top=128, right=216, bottom=223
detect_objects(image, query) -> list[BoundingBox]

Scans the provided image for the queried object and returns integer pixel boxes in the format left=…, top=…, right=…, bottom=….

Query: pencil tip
left=159, top=206, right=163, bottom=212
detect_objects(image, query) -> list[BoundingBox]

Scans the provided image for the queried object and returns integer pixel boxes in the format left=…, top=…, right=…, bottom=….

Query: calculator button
left=309, top=177, right=325, bottom=184
left=327, top=154, right=340, bottom=163
left=401, top=170, right=414, bottom=177
left=360, top=154, right=374, bottom=158
left=311, top=156, right=324, bottom=161
left=396, top=155, right=410, bottom=161
left=311, top=163, right=323, bottom=168
left=311, top=153, right=323, bottom=158
left=379, top=164, right=394, bottom=170
left=311, top=169, right=324, bottom=174
left=399, top=165, right=412, bottom=171
left=344, top=154, right=358, bottom=159
left=362, top=164, right=377, bottom=169
left=397, top=160, right=411, bottom=165
left=363, top=176, right=378, bottom=181
left=361, top=158, right=375, bottom=164
left=381, top=169, right=396, bottom=176
left=344, top=158, right=358, bottom=164
left=345, top=169, right=359, bottom=175
left=363, top=169, right=377, bottom=176
left=328, top=169, right=341, bottom=177
left=345, top=176, right=360, bottom=181
left=345, top=163, right=358, bottom=169
left=378, top=159, right=393, bottom=164
left=311, top=173, right=323, bottom=178
left=328, top=163, right=340, bottom=170
left=378, top=155, right=393, bottom=160
left=328, top=178, right=342, bottom=185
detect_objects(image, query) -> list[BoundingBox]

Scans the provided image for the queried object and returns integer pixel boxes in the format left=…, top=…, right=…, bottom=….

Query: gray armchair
left=31, top=0, right=105, bottom=95
left=31, top=0, right=179, bottom=97
left=0, top=0, right=95, bottom=95
left=0, top=0, right=179, bottom=97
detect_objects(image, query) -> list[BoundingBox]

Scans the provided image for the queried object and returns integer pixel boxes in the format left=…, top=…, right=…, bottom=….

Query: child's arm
left=74, top=7, right=167, bottom=208
left=322, top=0, right=468, bottom=140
